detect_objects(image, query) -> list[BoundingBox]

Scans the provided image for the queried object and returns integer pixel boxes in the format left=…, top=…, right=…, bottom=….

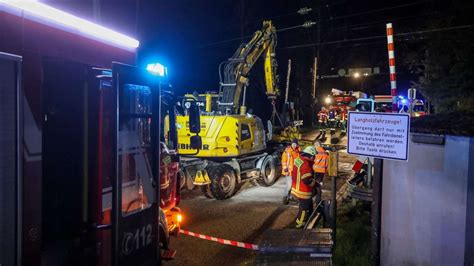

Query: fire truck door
left=0, top=52, right=22, bottom=266
left=112, top=63, right=160, bottom=266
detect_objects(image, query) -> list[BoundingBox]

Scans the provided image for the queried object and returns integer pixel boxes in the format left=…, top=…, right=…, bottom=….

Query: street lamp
left=325, top=95, right=332, bottom=105
left=352, top=72, right=369, bottom=90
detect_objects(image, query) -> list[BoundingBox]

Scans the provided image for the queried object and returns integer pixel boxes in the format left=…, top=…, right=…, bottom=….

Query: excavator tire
left=207, top=164, right=237, bottom=200
left=200, top=185, right=214, bottom=199
left=253, top=155, right=278, bottom=187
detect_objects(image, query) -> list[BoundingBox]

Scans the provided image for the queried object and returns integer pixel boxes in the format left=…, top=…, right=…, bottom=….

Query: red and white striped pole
left=386, top=23, right=398, bottom=112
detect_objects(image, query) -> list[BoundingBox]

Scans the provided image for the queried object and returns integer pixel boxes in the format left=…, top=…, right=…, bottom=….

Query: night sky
left=43, top=0, right=469, bottom=121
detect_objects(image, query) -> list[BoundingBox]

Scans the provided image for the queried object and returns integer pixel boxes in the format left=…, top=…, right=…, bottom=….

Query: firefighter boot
left=295, top=210, right=308, bottom=229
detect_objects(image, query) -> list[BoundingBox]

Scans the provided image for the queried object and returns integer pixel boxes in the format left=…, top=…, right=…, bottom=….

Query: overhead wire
left=198, top=1, right=431, bottom=48
left=280, top=24, right=474, bottom=50
left=324, top=1, right=427, bottom=21
left=199, top=24, right=310, bottom=48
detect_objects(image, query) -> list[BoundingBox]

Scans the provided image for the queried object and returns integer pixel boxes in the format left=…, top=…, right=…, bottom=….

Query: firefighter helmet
left=302, top=146, right=317, bottom=156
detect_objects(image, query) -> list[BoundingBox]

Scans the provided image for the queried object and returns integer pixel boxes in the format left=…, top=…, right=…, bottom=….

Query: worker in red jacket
left=340, top=107, right=349, bottom=133
left=327, top=105, right=338, bottom=135
left=317, top=107, right=328, bottom=137
left=291, top=146, right=318, bottom=228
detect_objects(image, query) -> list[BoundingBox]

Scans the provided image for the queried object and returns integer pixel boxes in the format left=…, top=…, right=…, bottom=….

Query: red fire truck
left=0, top=2, right=197, bottom=265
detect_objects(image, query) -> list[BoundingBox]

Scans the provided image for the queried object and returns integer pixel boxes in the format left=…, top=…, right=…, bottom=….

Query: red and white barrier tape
left=179, top=229, right=259, bottom=251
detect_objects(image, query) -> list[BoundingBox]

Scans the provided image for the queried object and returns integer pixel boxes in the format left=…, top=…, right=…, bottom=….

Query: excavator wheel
left=200, top=185, right=214, bottom=199
left=207, top=164, right=237, bottom=200
left=253, top=155, right=278, bottom=187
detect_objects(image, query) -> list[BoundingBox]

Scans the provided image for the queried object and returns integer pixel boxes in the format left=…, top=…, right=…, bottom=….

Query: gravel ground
left=166, top=131, right=356, bottom=266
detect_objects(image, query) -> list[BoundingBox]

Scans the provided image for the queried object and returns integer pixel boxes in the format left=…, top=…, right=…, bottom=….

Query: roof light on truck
left=1, top=0, right=139, bottom=49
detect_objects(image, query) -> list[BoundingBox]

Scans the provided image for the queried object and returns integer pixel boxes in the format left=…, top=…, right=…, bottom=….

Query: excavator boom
left=218, top=20, right=279, bottom=114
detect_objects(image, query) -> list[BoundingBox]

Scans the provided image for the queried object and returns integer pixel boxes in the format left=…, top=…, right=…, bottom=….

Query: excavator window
left=241, top=124, right=251, bottom=141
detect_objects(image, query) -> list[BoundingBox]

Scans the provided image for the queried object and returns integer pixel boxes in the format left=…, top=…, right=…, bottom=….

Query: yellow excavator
left=175, top=21, right=294, bottom=200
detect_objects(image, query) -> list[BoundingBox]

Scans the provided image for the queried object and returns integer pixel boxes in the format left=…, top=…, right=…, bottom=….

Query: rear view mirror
left=189, top=102, right=201, bottom=134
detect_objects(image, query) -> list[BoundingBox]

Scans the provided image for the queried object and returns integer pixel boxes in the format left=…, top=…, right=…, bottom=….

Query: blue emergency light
left=146, top=62, right=167, bottom=77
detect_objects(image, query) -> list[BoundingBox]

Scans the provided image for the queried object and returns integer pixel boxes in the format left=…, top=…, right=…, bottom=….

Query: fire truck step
left=162, top=249, right=177, bottom=261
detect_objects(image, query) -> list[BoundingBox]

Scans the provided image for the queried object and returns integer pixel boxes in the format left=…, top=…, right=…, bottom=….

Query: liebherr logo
left=179, top=143, right=210, bottom=150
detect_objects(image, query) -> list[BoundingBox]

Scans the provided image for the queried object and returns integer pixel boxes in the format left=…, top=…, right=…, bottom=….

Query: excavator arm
left=218, top=20, right=279, bottom=114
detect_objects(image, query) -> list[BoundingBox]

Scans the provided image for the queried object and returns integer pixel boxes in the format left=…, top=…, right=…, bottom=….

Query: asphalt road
left=166, top=178, right=299, bottom=265
left=166, top=130, right=355, bottom=265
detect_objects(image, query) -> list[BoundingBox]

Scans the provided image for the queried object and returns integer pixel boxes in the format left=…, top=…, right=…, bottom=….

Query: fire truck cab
left=0, top=2, right=194, bottom=265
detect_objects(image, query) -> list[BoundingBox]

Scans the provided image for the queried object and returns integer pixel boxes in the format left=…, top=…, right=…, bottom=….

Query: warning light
left=146, top=62, right=167, bottom=77
left=177, top=214, right=183, bottom=223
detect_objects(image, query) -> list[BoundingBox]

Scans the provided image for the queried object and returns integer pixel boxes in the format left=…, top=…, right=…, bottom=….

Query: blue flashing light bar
left=146, top=63, right=167, bottom=77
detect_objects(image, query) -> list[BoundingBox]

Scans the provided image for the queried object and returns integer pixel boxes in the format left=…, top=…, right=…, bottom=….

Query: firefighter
left=340, top=107, right=349, bottom=133
left=328, top=106, right=337, bottom=134
left=291, top=146, right=318, bottom=228
left=317, top=107, right=328, bottom=137
left=313, top=140, right=329, bottom=203
left=335, top=107, right=341, bottom=128
left=281, top=138, right=300, bottom=205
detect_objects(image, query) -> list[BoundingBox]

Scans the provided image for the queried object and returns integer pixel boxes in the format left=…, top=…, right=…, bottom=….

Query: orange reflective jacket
left=313, top=147, right=329, bottom=173
left=281, top=146, right=300, bottom=175
left=291, top=155, right=316, bottom=200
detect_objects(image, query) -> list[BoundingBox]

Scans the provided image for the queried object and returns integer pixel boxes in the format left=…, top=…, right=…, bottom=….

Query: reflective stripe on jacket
left=281, top=146, right=300, bottom=175
left=313, top=147, right=329, bottom=173
left=291, top=155, right=315, bottom=200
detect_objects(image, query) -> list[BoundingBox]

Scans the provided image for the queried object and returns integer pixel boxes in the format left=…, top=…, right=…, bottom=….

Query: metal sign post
left=328, top=151, right=338, bottom=246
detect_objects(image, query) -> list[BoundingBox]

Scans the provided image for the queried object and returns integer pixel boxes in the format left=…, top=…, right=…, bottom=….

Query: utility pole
left=285, top=59, right=292, bottom=104
left=312, top=57, right=318, bottom=101
left=316, top=6, right=321, bottom=78
left=283, top=59, right=292, bottom=126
